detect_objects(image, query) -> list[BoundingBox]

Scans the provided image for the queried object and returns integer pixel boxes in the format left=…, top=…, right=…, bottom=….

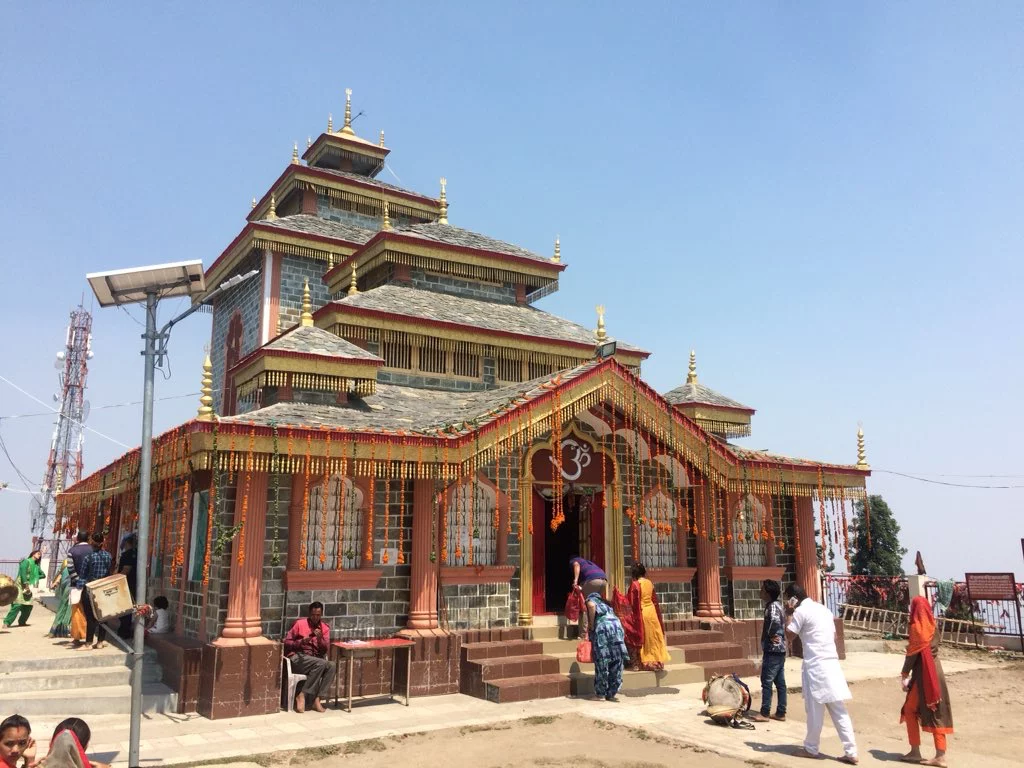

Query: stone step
left=551, top=646, right=689, bottom=674
left=0, top=649, right=131, bottom=675
left=568, top=662, right=706, bottom=696
left=679, top=642, right=745, bottom=663
left=0, top=665, right=135, bottom=694
left=469, top=653, right=561, bottom=680
left=462, top=639, right=544, bottom=661
left=483, top=673, right=569, bottom=703
left=691, top=658, right=761, bottom=681
left=666, top=629, right=727, bottom=646
left=0, top=683, right=178, bottom=716
left=536, top=638, right=581, bottom=655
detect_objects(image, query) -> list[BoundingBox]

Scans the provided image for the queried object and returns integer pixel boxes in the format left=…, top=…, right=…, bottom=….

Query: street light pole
left=128, top=290, right=158, bottom=768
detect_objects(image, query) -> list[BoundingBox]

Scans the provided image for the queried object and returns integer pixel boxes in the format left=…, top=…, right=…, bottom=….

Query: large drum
left=702, top=673, right=752, bottom=725
left=0, top=575, right=18, bottom=607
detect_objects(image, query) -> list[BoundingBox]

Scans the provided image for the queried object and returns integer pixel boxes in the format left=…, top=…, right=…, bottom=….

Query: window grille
left=445, top=479, right=497, bottom=566
left=305, top=476, right=365, bottom=570
left=419, top=345, right=447, bottom=374
left=452, top=350, right=480, bottom=378
left=382, top=339, right=412, bottom=369
left=496, top=357, right=523, bottom=382
left=732, top=494, right=768, bottom=566
left=637, top=490, right=678, bottom=568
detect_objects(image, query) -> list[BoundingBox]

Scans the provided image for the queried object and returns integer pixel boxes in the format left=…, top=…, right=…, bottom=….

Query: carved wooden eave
left=672, top=403, right=753, bottom=439
left=312, top=302, right=649, bottom=369
left=323, top=231, right=565, bottom=296
left=302, top=132, right=389, bottom=175
left=229, top=348, right=382, bottom=400
left=203, top=222, right=363, bottom=297
left=249, top=165, right=439, bottom=224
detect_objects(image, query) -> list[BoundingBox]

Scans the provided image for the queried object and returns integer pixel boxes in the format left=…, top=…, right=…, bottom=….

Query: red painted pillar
left=795, top=496, right=822, bottom=603
left=405, top=479, right=439, bottom=631
left=694, top=490, right=724, bottom=617
left=219, top=472, right=268, bottom=640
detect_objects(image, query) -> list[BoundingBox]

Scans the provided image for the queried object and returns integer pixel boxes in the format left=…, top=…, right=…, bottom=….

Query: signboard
left=530, top=437, right=605, bottom=485
left=965, top=572, right=1018, bottom=601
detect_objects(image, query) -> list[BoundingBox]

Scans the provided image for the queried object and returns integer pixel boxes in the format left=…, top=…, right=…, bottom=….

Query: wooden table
left=332, top=637, right=415, bottom=712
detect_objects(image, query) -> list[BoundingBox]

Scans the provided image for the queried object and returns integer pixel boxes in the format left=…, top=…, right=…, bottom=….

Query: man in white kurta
left=785, top=583, right=858, bottom=763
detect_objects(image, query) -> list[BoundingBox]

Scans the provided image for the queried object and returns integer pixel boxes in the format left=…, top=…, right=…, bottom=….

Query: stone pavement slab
left=46, top=651, right=995, bottom=768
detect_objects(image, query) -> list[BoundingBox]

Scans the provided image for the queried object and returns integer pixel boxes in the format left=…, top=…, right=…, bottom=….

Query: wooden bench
left=146, top=633, right=204, bottom=713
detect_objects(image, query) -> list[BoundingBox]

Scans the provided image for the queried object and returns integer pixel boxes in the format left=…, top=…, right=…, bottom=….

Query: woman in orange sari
left=900, top=596, right=953, bottom=766
left=617, top=563, right=670, bottom=671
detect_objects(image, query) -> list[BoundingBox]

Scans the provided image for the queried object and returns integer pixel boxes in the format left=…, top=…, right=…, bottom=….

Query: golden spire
left=595, top=305, right=607, bottom=342
left=438, top=177, right=448, bottom=225
left=686, top=350, right=698, bottom=385
left=327, top=112, right=333, bottom=133
left=251, top=197, right=257, bottom=210
left=291, top=141, right=299, bottom=164
left=379, top=129, right=385, bottom=147
left=552, top=236, right=561, bottom=263
left=267, top=193, right=278, bottom=220
left=341, top=88, right=355, bottom=135
left=300, top=279, right=314, bottom=327
left=382, top=199, right=392, bottom=231
left=348, top=263, right=359, bottom=296
left=856, top=426, right=869, bottom=469
left=196, top=352, right=214, bottom=422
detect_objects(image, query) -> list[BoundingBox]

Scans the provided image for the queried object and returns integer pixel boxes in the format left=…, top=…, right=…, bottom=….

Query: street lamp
left=87, top=261, right=258, bottom=768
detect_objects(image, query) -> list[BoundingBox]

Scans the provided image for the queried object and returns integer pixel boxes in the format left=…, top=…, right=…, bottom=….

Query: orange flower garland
left=817, top=468, right=827, bottom=569
left=299, top=433, right=311, bottom=569
left=173, top=434, right=190, bottom=586
left=237, top=424, right=255, bottom=565
left=397, top=458, right=406, bottom=565
left=365, top=439, right=376, bottom=563
left=382, top=442, right=392, bottom=565
left=791, top=470, right=800, bottom=562
left=320, top=427, right=331, bottom=566
left=441, top=442, right=450, bottom=563
left=336, top=441, right=348, bottom=572
left=202, top=423, right=217, bottom=586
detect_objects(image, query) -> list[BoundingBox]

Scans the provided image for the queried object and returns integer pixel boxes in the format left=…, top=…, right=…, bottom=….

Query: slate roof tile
left=262, top=325, right=383, bottom=361
left=396, top=222, right=550, bottom=263
left=257, top=214, right=374, bottom=245
left=662, top=381, right=752, bottom=411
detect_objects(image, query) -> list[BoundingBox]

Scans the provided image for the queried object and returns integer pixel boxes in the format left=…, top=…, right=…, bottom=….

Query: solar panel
left=86, top=260, right=206, bottom=307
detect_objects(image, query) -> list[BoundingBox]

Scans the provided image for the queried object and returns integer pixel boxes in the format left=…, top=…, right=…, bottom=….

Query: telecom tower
left=31, top=305, right=93, bottom=578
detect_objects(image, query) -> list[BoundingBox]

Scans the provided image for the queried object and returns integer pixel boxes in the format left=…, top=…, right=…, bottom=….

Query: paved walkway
left=5, top=604, right=1005, bottom=767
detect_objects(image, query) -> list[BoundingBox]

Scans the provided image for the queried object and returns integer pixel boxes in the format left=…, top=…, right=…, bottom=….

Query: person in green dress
left=3, top=551, right=42, bottom=628
left=46, top=559, right=73, bottom=638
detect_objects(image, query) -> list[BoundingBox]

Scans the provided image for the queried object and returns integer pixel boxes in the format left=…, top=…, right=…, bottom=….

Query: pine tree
left=849, top=494, right=907, bottom=576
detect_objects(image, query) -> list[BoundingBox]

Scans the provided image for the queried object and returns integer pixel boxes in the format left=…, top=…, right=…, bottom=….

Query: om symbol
left=551, top=439, right=592, bottom=481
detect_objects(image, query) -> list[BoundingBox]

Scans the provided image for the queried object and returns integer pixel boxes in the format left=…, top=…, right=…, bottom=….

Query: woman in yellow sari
left=620, top=563, right=670, bottom=671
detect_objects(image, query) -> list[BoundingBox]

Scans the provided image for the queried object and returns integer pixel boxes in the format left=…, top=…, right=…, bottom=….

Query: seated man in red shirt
left=283, top=601, right=334, bottom=713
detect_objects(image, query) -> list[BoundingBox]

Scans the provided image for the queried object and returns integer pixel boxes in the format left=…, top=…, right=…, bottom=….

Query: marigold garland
left=203, top=419, right=218, bottom=586
left=365, top=439, right=376, bottom=563
left=173, top=433, right=190, bottom=586
left=237, top=424, right=255, bottom=566
left=300, top=433, right=312, bottom=569
left=336, top=442, right=348, bottom=572
left=791, top=470, right=801, bottom=562
left=441, top=442, right=450, bottom=563
left=816, top=468, right=827, bottom=570
left=319, top=427, right=331, bottom=566
left=397, top=458, right=406, bottom=565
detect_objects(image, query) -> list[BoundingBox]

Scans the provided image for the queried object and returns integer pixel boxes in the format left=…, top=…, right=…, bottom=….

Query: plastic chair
left=282, top=655, right=307, bottom=711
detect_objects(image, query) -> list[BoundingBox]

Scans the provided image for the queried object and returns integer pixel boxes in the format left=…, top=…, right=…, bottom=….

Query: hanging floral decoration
left=202, top=418, right=218, bottom=586
left=299, top=432, right=312, bottom=569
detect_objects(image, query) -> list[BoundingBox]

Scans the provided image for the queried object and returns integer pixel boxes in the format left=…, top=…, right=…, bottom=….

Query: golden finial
left=595, top=305, right=607, bottom=342
left=251, top=197, right=257, bottom=210
left=438, top=177, right=448, bottom=225
left=327, top=251, right=334, bottom=270
left=267, top=193, right=278, bottom=220
left=300, top=279, right=314, bottom=327
left=379, top=129, right=385, bottom=147
left=382, top=199, right=392, bottom=231
left=197, top=353, right=214, bottom=421
left=307, top=136, right=312, bottom=149
left=341, top=88, right=355, bottom=135
left=327, top=112, right=333, bottom=133
left=686, top=350, right=698, bottom=385
left=552, top=236, right=561, bottom=263
left=856, top=426, right=869, bottom=469
left=292, top=141, right=299, bottom=164
left=348, top=263, right=359, bottom=296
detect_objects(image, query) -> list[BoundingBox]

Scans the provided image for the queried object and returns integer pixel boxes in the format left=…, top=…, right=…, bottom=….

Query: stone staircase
left=665, top=620, right=760, bottom=680
left=459, top=628, right=569, bottom=703
left=0, top=643, right=177, bottom=717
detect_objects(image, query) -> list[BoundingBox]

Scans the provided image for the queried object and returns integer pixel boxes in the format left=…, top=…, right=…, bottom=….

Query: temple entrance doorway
left=533, top=489, right=605, bottom=614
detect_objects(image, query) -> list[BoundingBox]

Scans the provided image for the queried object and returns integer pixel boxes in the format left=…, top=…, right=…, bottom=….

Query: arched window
left=305, top=476, right=365, bottom=570
left=732, top=494, right=768, bottom=567
left=444, top=478, right=497, bottom=566
left=222, top=311, right=243, bottom=417
left=638, top=489, right=679, bottom=568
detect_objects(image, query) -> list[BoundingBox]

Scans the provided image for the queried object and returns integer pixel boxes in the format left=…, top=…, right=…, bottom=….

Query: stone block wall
left=277, top=255, right=332, bottom=332
left=409, top=268, right=517, bottom=304
left=731, top=579, right=763, bottom=620
left=210, top=253, right=262, bottom=416
left=441, top=582, right=511, bottom=629
left=283, top=479, right=412, bottom=639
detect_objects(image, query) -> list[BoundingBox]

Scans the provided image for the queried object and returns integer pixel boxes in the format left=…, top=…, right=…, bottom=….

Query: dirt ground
left=224, top=715, right=752, bottom=768
left=755, top=662, right=1024, bottom=764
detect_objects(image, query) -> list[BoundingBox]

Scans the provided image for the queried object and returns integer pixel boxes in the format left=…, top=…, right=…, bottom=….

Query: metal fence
left=822, top=573, right=909, bottom=616
left=925, top=580, right=1023, bottom=638
left=0, top=560, right=19, bottom=579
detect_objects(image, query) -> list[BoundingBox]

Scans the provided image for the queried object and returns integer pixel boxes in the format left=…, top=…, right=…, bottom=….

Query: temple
left=59, top=90, right=870, bottom=718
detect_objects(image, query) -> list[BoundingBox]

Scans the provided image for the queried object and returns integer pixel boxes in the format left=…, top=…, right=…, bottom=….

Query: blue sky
left=1, top=3, right=1021, bottom=578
